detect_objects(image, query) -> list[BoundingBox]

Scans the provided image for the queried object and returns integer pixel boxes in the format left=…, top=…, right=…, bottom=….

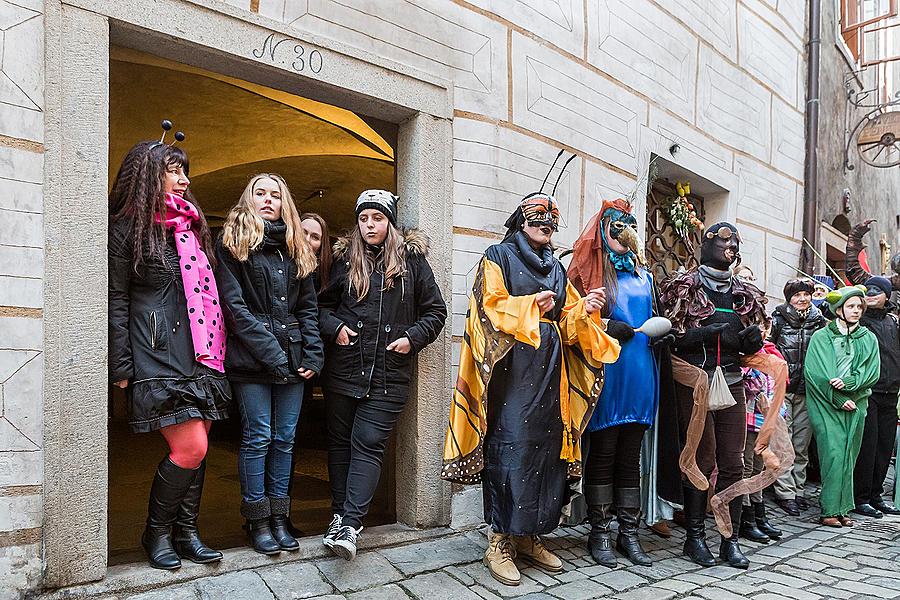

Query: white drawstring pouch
left=707, top=365, right=736, bottom=411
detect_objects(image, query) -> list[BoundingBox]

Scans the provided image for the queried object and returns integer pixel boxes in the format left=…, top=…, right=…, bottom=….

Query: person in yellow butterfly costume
left=441, top=189, right=620, bottom=587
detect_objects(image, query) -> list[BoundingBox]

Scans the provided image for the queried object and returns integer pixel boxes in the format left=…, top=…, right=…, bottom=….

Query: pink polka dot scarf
left=158, top=193, right=226, bottom=372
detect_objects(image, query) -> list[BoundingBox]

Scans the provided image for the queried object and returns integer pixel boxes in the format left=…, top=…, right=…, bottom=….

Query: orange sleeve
left=481, top=258, right=542, bottom=348
left=558, top=280, right=621, bottom=365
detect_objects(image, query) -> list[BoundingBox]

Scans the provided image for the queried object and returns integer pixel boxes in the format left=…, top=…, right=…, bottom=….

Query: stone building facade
left=1, top=0, right=896, bottom=597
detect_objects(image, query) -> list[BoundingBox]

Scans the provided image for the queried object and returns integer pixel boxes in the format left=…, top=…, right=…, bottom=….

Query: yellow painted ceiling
left=109, top=47, right=395, bottom=233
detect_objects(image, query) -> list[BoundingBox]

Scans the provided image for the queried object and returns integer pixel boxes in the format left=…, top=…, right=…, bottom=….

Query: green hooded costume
left=804, top=295, right=880, bottom=517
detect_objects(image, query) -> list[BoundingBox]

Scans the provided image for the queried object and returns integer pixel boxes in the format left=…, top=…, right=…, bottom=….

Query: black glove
left=701, top=322, right=729, bottom=343
left=605, top=319, right=635, bottom=343
left=650, top=333, right=675, bottom=349
left=676, top=322, right=728, bottom=348
left=738, top=325, right=764, bottom=355
left=272, top=360, right=293, bottom=381
left=718, top=326, right=742, bottom=351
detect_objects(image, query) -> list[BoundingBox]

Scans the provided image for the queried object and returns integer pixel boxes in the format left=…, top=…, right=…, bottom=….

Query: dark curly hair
left=109, top=141, right=214, bottom=272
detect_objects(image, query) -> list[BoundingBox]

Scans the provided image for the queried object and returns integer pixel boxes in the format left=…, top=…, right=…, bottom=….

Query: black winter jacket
left=214, top=222, right=324, bottom=384
left=318, top=230, right=447, bottom=400
left=108, top=219, right=231, bottom=433
left=861, top=302, right=900, bottom=395
left=768, top=303, right=827, bottom=394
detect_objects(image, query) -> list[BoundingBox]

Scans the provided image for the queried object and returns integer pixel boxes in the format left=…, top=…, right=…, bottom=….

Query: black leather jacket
left=768, top=303, right=827, bottom=394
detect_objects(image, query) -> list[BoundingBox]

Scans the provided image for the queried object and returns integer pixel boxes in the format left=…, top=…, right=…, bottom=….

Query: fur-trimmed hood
left=332, top=228, right=431, bottom=259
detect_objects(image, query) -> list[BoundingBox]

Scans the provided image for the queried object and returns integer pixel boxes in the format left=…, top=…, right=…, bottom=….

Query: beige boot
left=484, top=530, right=520, bottom=586
left=513, top=535, right=563, bottom=573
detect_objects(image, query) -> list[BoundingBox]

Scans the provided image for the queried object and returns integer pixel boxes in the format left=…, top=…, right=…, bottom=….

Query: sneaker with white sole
left=323, top=514, right=342, bottom=548
left=331, top=524, right=362, bottom=561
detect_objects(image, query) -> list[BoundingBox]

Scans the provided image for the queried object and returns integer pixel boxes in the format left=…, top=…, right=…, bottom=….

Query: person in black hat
left=658, top=222, right=770, bottom=570
left=852, top=276, right=900, bottom=518
left=318, top=189, right=447, bottom=561
left=768, top=279, right=827, bottom=516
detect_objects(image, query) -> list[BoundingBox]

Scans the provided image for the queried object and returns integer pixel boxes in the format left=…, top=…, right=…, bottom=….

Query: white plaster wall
left=0, top=0, right=44, bottom=595
left=243, top=0, right=809, bottom=362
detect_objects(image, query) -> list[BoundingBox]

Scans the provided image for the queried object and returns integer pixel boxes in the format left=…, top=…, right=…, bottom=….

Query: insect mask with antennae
left=503, top=150, right=574, bottom=240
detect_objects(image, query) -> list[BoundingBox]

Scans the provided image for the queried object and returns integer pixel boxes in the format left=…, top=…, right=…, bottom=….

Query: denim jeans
left=234, top=382, right=304, bottom=503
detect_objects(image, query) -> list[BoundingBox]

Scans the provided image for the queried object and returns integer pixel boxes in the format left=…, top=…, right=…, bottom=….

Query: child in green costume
left=804, top=286, right=880, bottom=527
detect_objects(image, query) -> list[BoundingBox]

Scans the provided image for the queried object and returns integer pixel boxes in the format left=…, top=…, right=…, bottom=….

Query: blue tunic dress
left=586, top=268, right=658, bottom=432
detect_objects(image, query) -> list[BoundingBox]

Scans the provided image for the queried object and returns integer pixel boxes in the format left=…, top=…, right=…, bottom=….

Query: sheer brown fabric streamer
left=671, top=353, right=794, bottom=537
left=670, top=356, right=711, bottom=491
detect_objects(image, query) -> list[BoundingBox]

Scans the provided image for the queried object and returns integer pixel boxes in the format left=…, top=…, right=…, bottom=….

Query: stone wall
left=817, top=0, right=900, bottom=276
left=0, top=0, right=45, bottom=596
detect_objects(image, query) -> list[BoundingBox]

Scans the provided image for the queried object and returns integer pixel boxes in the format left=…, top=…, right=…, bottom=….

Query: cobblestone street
left=61, top=489, right=900, bottom=600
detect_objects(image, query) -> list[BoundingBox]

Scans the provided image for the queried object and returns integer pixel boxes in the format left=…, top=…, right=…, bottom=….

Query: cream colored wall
left=0, top=0, right=45, bottom=594
left=226, top=0, right=807, bottom=360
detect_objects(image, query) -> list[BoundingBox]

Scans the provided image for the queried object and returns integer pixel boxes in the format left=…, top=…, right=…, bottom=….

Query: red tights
left=159, top=419, right=212, bottom=469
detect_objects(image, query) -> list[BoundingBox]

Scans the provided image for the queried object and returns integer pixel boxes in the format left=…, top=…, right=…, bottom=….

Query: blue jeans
left=234, top=382, right=304, bottom=503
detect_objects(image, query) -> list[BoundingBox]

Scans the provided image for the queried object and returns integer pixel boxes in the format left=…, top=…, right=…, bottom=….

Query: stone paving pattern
left=112, top=493, right=900, bottom=600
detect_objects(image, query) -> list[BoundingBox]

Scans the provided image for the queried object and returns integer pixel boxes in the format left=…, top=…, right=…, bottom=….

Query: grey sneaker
left=323, top=514, right=342, bottom=548
left=331, top=524, right=362, bottom=561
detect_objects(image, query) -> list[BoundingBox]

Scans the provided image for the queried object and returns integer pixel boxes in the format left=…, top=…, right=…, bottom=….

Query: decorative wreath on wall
left=663, top=181, right=704, bottom=239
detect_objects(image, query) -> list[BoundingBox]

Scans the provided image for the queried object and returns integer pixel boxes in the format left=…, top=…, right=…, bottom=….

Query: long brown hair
left=347, top=221, right=406, bottom=301
left=300, top=212, right=332, bottom=290
left=109, top=141, right=214, bottom=272
left=221, top=173, right=317, bottom=278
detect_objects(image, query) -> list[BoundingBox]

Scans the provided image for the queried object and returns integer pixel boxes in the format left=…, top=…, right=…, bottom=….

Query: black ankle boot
left=615, top=488, right=652, bottom=566
left=269, top=496, right=299, bottom=551
left=682, top=486, right=716, bottom=567
left=241, top=498, right=281, bottom=555
left=143, top=457, right=196, bottom=570
left=753, top=501, right=782, bottom=539
left=585, top=484, right=616, bottom=568
left=738, top=503, right=769, bottom=543
left=173, top=460, right=223, bottom=564
left=720, top=500, right=749, bottom=569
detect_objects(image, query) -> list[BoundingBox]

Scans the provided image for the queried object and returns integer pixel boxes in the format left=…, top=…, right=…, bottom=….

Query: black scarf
left=514, top=230, right=554, bottom=276
left=263, top=219, right=287, bottom=248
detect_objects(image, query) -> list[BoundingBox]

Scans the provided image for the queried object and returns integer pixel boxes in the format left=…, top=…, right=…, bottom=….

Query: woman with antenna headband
left=442, top=151, right=620, bottom=587
left=108, top=121, right=230, bottom=570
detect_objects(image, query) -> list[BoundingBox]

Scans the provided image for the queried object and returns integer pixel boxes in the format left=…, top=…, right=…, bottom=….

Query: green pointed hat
left=825, top=285, right=866, bottom=312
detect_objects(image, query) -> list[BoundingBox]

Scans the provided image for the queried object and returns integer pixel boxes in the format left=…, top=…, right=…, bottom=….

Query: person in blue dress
left=568, top=198, right=658, bottom=567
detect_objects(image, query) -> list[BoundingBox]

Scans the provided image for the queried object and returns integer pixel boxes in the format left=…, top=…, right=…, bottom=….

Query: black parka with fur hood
left=318, top=229, right=447, bottom=400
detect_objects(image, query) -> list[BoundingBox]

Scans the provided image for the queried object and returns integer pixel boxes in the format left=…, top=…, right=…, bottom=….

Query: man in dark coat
left=852, top=276, right=900, bottom=517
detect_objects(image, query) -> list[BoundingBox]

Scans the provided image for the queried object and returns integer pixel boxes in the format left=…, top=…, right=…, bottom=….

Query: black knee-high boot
left=143, top=457, right=196, bottom=570
left=585, top=484, right=616, bottom=568
left=719, top=499, right=750, bottom=569
left=682, top=486, right=716, bottom=567
left=615, top=487, right=652, bottom=566
left=173, top=460, right=223, bottom=563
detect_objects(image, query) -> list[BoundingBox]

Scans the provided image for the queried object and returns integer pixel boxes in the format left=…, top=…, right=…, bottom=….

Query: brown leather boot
left=513, top=535, right=563, bottom=572
left=484, top=530, right=520, bottom=586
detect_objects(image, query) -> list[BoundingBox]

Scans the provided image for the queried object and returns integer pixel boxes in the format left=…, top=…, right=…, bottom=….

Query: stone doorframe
left=42, top=0, right=453, bottom=587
